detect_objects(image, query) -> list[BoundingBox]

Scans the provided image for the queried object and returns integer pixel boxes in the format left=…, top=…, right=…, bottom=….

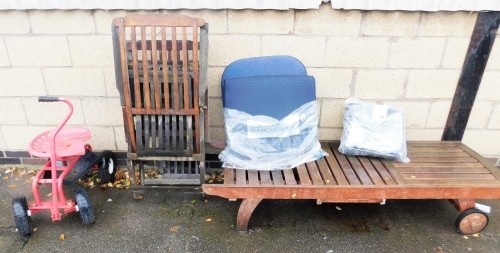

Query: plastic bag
left=339, top=97, right=410, bottom=163
left=219, top=101, right=326, bottom=170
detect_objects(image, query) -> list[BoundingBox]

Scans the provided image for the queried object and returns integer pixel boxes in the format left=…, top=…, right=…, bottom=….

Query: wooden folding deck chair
left=202, top=56, right=500, bottom=235
left=112, top=14, right=208, bottom=185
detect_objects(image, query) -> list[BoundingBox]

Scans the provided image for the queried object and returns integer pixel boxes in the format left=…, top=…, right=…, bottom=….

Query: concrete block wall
left=0, top=4, right=499, bottom=165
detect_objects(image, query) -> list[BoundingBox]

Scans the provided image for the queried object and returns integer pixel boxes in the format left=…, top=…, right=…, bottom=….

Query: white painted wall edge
left=331, top=0, right=500, bottom=12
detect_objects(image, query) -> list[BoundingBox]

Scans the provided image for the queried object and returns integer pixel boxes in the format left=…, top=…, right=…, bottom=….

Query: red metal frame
left=27, top=98, right=91, bottom=222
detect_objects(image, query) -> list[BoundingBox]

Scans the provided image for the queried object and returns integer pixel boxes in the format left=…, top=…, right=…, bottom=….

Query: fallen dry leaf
left=205, top=218, right=212, bottom=222
left=170, top=226, right=179, bottom=233
left=8, top=184, right=17, bottom=188
left=3, top=176, right=8, bottom=180
left=59, top=234, right=65, bottom=241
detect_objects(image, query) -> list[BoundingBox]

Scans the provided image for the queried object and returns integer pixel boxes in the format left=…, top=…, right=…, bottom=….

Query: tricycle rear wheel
left=98, top=150, right=117, bottom=184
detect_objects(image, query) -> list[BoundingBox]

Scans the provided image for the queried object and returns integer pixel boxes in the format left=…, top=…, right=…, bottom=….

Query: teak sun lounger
left=202, top=56, right=500, bottom=235
left=203, top=141, right=500, bottom=234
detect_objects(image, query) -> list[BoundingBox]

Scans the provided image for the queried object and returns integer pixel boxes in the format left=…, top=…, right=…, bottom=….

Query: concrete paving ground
left=1, top=166, right=500, bottom=253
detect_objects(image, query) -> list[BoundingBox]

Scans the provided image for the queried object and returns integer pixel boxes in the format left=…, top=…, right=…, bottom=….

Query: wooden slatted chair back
left=112, top=14, right=206, bottom=156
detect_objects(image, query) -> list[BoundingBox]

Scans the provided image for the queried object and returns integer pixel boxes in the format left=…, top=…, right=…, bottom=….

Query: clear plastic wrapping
left=339, top=97, right=410, bottom=163
left=219, top=101, right=326, bottom=170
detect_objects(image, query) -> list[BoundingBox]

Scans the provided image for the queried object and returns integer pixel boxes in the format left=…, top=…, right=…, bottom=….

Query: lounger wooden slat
left=315, top=156, right=336, bottom=185
left=332, top=149, right=361, bottom=185
left=283, top=169, right=297, bottom=185
left=397, top=167, right=490, bottom=174
left=296, top=164, right=312, bottom=185
left=271, top=171, right=285, bottom=185
left=248, top=170, right=259, bottom=185
left=306, top=162, right=324, bottom=185
left=346, top=156, right=373, bottom=185
left=402, top=173, right=496, bottom=180
left=369, top=158, right=397, bottom=185
left=357, top=157, right=386, bottom=185
left=224, top=168, right=235, bottom=185
left=322, top=142, right=348, bottom=185
left=260, top=171, right=272, bottom=185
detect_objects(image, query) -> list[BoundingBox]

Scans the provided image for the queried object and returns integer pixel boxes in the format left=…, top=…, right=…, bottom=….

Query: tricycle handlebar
left=38, top=96, right=61, bottom=102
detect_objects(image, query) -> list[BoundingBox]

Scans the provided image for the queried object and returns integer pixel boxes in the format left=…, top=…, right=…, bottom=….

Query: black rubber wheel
left=75, top=188, right=95, bottom=225
left=455, top=208, right=489, bottom=235
left=98, top=150, right=117, bottom=184
left=12, top=197, right=32, bottom=236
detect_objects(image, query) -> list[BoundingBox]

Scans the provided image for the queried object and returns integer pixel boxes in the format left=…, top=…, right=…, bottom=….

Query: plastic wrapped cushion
left=339, top=97, right=410, bottom=163
left=219, top=101, right=326, bottom=170
left=219, top=74, right=325, bottom=170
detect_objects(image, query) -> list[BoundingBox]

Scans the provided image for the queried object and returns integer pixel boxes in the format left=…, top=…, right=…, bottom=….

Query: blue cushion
left=221, top=56, right=307, bottom=101
left=223, top=75, right=316, bottom=120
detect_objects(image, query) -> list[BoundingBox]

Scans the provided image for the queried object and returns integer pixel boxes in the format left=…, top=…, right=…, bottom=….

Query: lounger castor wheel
left=98, top=150, right=117, bottom=184
left=75, top=188, right=95, bottom=225
left=12, top=196, right=32, bottom=236
left=455, top=208, right=489, bottom=235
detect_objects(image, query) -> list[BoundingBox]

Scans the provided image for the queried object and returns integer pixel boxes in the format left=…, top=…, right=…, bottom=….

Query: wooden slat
left=115, top=14, right=206, bottom=27
left=306, top=162, right=324, bottom=185
left=323, top=142, right=349, bottom=185
left=369, top=158, right=397, bottom=185
left=403, top=173, right=496, bottom=179
left=144, top=116, right=150, bottom=150
left=151, top=115, right=157, bottom=150
left=271, top=170, right=284, bottom=185
left=172, top=115, right=177, bottom=149
left=407, top=141, right=459, bottom=146
left=179, top=115, right=185, bottom=149
left=186, top=115, right=193, bottom=154
left=140, top=26, right=151, bottom=109
left=160, top=27, right=169, bottom=109
left=283, top=169, right=297, bottom=185
left=260, top=171, right=272, bottom=185
left=358, top=157, right=385, bottom=185
left=182, top=27, right=189, bottom=110
left=405, top=179, right=500, bottom=185
left=332, top=148, right=361, bottom=185
left=158, top=116, right=164, bottom=149
left=381, top=160, right=407, bottom=184
left=150, top=27, right=161, bottom=109
left=236, top=169, right=246, bottom=185
left=315, top=156, right=336, bottom=185
left=131, top=27, right=142, bottom=108
left=247, top=170, right=259, bottom=185
left=171, top=26, right=179, bottom=109
left=397, top=167, right=490, bottom=174
left=409, top=157, right=478, bottom=163
left=407, top=146, right=464, bottom=153
left=296, top=164, right=312, bottom=185
left=394, top=162, right=484, bottom=168
left=346, top=156, right=373, bottom=185
left=135, top=116, right=143, bottom=151
left=165, top=116, right=171, bottom=149
left=408, top=152, right=471, bottom=158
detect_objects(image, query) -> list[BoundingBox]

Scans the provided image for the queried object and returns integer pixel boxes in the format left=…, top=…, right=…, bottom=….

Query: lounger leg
left=449, top=199, right=476, bottom=212
left=237, top=198, right=262, bottom=231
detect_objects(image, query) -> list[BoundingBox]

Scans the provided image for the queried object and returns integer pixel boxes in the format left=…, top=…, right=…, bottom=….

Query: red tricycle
left=12, top=96, right=117, bottom=236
